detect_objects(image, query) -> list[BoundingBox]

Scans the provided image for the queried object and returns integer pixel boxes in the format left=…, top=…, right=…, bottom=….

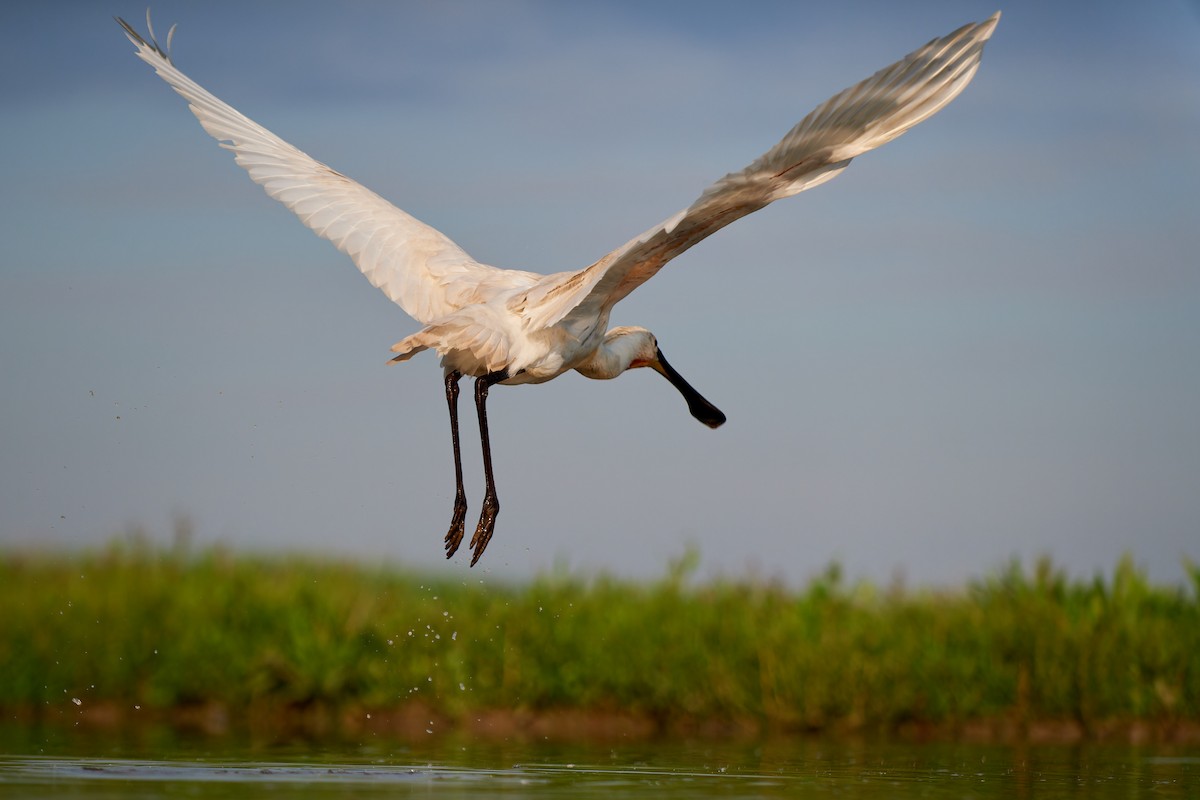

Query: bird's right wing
left=515, top=12, right=1000, bottom=332
left=118, top=15, right=510, bottom=325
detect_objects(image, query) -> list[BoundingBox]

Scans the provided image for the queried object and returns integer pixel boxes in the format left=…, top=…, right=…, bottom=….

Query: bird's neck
left=574, top=334, right=642, bottom=381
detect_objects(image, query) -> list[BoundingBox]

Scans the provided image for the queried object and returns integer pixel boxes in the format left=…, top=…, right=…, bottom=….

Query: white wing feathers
left=121, top=11, right=998, bottom=347
left=515, top=12, right=1000, bottom=333
left=117, top=16, right=503, bottom=326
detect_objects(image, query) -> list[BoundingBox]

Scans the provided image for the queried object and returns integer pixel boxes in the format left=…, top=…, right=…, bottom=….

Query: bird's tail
left=387, top=331, right=433, bottom=364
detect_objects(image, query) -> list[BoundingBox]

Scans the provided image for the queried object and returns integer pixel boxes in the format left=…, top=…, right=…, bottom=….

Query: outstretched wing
left=516, top=12, right=1000, bottom=332
left=117, top=14, right=513, bottom=325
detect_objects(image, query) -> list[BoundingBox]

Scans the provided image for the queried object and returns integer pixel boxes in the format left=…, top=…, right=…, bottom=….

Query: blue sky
left=1, top=1, right=1197, bottom=586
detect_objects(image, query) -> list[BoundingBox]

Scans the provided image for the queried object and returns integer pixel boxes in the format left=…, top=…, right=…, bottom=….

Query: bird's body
left=118, top=10, right=999, bottom=564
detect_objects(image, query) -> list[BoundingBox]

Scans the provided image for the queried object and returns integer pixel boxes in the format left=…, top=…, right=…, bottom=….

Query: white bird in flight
left=118, top=11, right=999, bottom=565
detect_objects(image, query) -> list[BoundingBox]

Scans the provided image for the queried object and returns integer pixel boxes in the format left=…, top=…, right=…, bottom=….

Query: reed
left=2, top=539, right=1196, bottom=735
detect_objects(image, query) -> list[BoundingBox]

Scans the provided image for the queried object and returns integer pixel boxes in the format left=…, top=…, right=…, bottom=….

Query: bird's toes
left=444, top=498, right=467, bottom=558
left=468, top=496, right=499, bottom=566
left=444, top=522, right=464, bottom=558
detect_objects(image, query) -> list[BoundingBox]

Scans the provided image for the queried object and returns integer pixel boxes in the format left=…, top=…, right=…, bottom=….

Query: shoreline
left=12, top=701, right=1200, bottom=745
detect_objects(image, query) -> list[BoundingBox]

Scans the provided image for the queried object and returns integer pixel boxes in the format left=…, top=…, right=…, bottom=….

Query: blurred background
left=1, top=0, right=1197, bottom=586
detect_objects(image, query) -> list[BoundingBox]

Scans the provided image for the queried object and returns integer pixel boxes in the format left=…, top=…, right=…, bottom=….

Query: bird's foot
left=468, top=493, right=499, bottom=566
left=444, top=492, right=468, bottom=558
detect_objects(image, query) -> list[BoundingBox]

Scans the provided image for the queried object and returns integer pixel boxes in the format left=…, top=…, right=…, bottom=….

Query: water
left=1, top=725, right=1197, bottom=798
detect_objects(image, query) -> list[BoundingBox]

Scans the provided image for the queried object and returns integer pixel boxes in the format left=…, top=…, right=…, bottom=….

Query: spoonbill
left=118, top=11, right=999, bottom=565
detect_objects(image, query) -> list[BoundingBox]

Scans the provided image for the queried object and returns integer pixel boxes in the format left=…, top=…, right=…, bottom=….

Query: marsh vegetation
left=2, top=541, right=1196, bottom=739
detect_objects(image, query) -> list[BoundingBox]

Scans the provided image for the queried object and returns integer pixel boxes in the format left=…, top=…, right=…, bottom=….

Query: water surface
left=1, top=724, right=1196, bottom=798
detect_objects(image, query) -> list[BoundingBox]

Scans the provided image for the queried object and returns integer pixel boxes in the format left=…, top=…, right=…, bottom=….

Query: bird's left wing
left=514, top=12, right=1000, bottom=332
left=118, top=15, right=508, bottom=325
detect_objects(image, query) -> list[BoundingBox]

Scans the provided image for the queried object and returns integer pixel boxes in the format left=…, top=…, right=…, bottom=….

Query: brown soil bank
left=14, top=701, right=1200, bottom=745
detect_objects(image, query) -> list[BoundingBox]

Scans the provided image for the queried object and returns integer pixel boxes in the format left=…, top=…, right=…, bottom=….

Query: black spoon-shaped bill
left=652, top=348, right=726, bottom=429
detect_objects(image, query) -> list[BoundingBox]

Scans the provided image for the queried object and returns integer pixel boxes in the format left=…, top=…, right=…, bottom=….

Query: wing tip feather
left=115, top=9, right=176, bottom=65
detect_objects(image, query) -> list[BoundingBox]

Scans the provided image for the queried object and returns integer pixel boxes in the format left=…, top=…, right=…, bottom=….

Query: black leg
left=469, top=371, right=506, bottom=566
left=443, top=370, right=467, bottom=558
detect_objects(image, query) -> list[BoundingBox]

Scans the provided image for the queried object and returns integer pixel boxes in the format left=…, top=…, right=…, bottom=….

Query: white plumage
left=118, top=10, right=999, bottom=564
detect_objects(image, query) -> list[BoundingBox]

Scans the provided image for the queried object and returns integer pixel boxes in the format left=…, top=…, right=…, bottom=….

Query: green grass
left=2, top=540, right=1197, bottom=735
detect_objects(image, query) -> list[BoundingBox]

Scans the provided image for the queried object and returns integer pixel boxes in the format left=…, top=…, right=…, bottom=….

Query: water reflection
left=1, top=724, right=1196, bottom=798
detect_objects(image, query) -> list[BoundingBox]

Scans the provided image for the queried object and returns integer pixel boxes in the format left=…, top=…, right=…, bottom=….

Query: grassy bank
left=2, top=542, right=1197, bottom=739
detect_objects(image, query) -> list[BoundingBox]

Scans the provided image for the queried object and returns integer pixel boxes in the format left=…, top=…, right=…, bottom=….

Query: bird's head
left=608, top=326, right=726, bottom=429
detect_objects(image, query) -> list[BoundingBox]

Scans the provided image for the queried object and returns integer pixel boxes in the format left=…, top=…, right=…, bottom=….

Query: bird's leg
left=469, top=370, right=507, bottom=566
left=443, top=370, right=468, bottom=558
